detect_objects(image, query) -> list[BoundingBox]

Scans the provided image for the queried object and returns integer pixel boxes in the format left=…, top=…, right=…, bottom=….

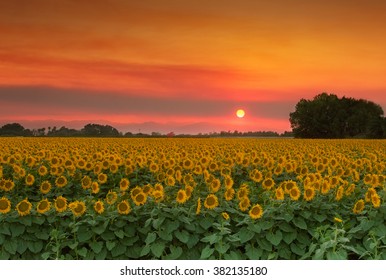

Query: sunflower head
left=54, top=196, right=67, bottom=213
left=196, top=198, right=201, bottom=215
left=117, top=200, right=131, bottom=215
left=303, top=187, right=315, bottom=202
left=221, top=212, right=230, bottom=220
left=36, top=199, right=51, bottom=214
left=224, top=187, right=235, bottom=201
left=25, top=174, right=35, bottom=186
left=40, top=180, right=52, bottom=194
left=353, top=199, right=365, bottom=214
left=106, top=190, right=118, bottom=205
left=81, top=176, right=92, bottom=189
left=249, top=203, right=263, bottom=219
left=275, top=187, right=285, bottom=200
left=16, top=199, right=32, bottom=216
left=98, top=173, right=108, bottom=184
left=119, top=178, right=130, bottom=192
left=38, top=165, right=48, bottom=176
left=239, top=197, right=251, bottom=212
left=289, top=186, right=301, bottom=201
left=204, top=194, right=219, bottom=210
left=91, top=182, right=100, bottom=194
left=133, top=191, right=147, bottom=206
left=0, top=197, right=11, bottom=214
left=94, top=200, right=105, bottom=214
left=210, top=179, right=221, bottom=193
left=55, top=175, right=68, bottom=188
left=69, top=201, right=86, bottom=217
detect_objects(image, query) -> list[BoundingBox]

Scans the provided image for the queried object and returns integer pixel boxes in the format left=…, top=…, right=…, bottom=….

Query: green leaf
left=78, top=247, right=88, bottom=258
left=101, top=231, right=115, bottom=241
left=121, top=236, right=139, bottom=246
left=326, top=250, right=347, bottom=260
left=90, top=241, right=103, bottom=254
left=115, top=230, right=125, bottom=239
left=0, top=250, right=10, bottom=260
left=278, top=222, right=294, bottom=232
left=293, top=217, right=307, bottom=230
left=69, top=242, right=79, bottom=250
left=111, top=243, right=127, bottom=258
left=145, top=232, right=157, bottom=244
left=248, top=223, right=262, bottom=233
left=41, top=252, right=51, bottom=260
left=291, top=242, right=306, bottom=256
left=10, top=223, right=25, bottom=237
left=257, top=238, right=272, bottom=252
left=199, top=218, right=212, bottom=230
left=32, top=216, right=46, bottom=225
left=16, top=239, right=28, bottom=254
left=95, top=248, right=108, bottom=260
left=215, top=242, right=230, bottom=255
left=140, top=244, right=151, bottom=257
left=19, top=216, right=32, bottom=226
left=106, top=240, right=116, bottom=251
left=123, top=225, right=136, bottom=237
left=28, top=240, right=43, bottom=254
left=266, top=230, right=283, bottom=246
left=151, top=241, right=165, bottom=258
left=35, top=231, right=50, bottom=240
left=4, top=239, right=18, bottom=254
left=200, top=245, right=214, bottom=259
left=152, top=217, right=165, bottom=230
left=282, top=212, right=294, bottom=222
left=164, top=245, right=183, bottom=260
left=245, top=244, right=262, bottom=260
left=313, top=213, right=327, bottom=223
left=186, top=234, right=199, bottom=249
left=260, top=220, right=274, bottom=230
left=224, top=251, right=242, bottom=260
left=175, top=230, right=190, bottom=244
left=201, top=233, right=220, bottom=245
left=77, top=228, right=93, bottom=243
left=238, top=228, right=255, bottom=243
left=0, top=234, right=4, bottom=245
left=93, top=220, right=109, bottom=235
left=165, top=220, right=180, bottom=234
left=0, top=223, right=11, bottom=235
left=158, top=228, right=173, bottom=242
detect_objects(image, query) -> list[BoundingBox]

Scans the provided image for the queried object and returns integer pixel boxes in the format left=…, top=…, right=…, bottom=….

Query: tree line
left=290, top=93, right=386, bottom=138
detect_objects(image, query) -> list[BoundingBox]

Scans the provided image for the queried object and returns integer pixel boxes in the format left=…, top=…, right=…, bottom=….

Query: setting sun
left=236, top=109, right=245, bottom=118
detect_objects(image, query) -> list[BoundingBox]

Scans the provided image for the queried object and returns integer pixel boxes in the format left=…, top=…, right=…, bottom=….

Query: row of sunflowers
left=0, top=138, right=385, bottom=259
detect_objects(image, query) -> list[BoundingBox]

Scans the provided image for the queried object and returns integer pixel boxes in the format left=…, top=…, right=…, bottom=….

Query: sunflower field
left=0, top=138, right=385, bottom=260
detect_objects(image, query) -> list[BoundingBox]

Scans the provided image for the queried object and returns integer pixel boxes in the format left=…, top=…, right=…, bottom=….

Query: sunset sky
left=1, top=0, right=386, bottom=134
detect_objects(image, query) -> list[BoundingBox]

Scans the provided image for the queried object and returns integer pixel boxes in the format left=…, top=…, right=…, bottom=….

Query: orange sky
left=1, top=0, right=386, bottom=133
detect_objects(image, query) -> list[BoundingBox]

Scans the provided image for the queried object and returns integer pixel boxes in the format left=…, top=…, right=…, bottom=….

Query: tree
left=289, top=93, right=385, bottom=138
left=0, top=123, right=32, bottom=136
left=81, top=123, right=120, bottom=137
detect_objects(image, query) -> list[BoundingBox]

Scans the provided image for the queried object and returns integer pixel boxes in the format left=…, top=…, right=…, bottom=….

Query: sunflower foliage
left=0, top=138, right=385, bottom=260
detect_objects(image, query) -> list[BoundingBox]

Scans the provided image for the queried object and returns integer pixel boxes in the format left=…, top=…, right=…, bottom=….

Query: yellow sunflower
left=222, top=212, right=230, bottom=220
left=16, top=199, right=32, bottom=216
left=38, top=165, right=48, bottom=176
left=25, top=174, right=35, bottom=186
left=3, top=179, right=15, bottom=192
left=97, top=173, right=108, bottom=184
left=345, top=184, right=355, bottom=196
left=303, top=187, right=315, bottom=202
left=262, top=178, right=275, bottom=190
left=275, top=187, right=285, bottom=200
left=130, top=186, right=143, bottom=200
left=94, top=200, right=105, bottom=214
left=176, top=189, right=188, bottom=204
left=185, top=185, right=193, bottom=198
left=210, top=178, right=221, bottom=193
left=224, top=187, right=235, bottom=201
left=239, top=197, right=251, bottom=212
left=54, top=196, right=68, bottom=213
left=204, top=194, right=219, bottom=209
left=353, top=199, right=365, bottom=214
left=40, top=180, right=52, bottom=194
left=36, top=199, right=51, bottom=214
left=91, top=182, right=100, bottom=194
left=165, top=176, right=176, bottom=187
left=371, top=194, right=381, bottom=208
left=106, top=190, right=118, bottom=205
left=133, top=191, right=147, bottom=206
left=117, top=200, right=131, bottom=215
left=55, top=175, right=68, bottom=188
left=81, top=176, right=92, bottom=190
left=0, top=197, right=11, bottom=214
left=196, top=198, right=201, bottom=215
left=119, top=178, right=130, bottom=192
left=335, top=186, right=344, bottom=201
left=289, top=186, right=301, bottom=201
left=237, top=184, right=250, bottom=200
left=224, top=176, right=234, bottom=189
left=69, top=201, right=86, bottom=217
left=249, top=203, right=263, bottom=219
left=334, top=217, right=343, bottom=223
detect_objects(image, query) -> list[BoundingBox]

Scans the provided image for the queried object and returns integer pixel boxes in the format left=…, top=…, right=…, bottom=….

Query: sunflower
left=54, top=196, right=67, bottom=212
left=204, top=194, right=219, bottom=209
left=106, top=190, right=118, bottom=205
left=165, top=176, right=176, bottom=187
left=321, top=180, right=330, bottom=195
left=3, top=179, right=15, bottom=192
left=289, top=186, right=301, bottom=201
left=91, top=182, right=100, bottom=194
left=196, top=198, right=201, bottom=215
left=109, top=164, right=119, bottom=174
left=371, top=194, right=381, bottom=208
left=38, top=165, right=48, bottom=176
left=183, top=159, right=194, bottom=170
left=334, top=217, right=343, bottom=223
left=119, top=178, right=130, bottom=192
left=303, top=187, right=315, bottom=202
left=175, top=189, right=188, bottom=204
left=130, top=186, right=143, bottom=200
left=0, top=197, right=11, bottom=214
left=117, top=200, right=131, bottom=215
left=239, top=197, right=251, bottom=212
left=224, top=187, right=235, bottom=201
left=81, top=176, right=92, bottom=190
left=143, top=184, right=153, bottom=195
left=149, top=162, right=159, bottom=173
left=133, top=191, right=147, bottom=206
left=175, top=170, right=182, bottom=182
left=249, top=204, right=263, bottom=219
left=185, top=185, right=193, bottom=198
left=353, top=199, right=365, bottom=214
left=210, top=178, right=221, bottom=193
left=16, top=199, right=32, bottom=216
left=152, top=190, right=164, bottom=202
left=250, top=169, right=263, bottom=183
left=275, top=187, right=285, bottom=200
left=335, top=186, right=344, bottom=201
left=98, top=173, right=108, bottom=184
left=262, top=178, right=275, bottom=190
left=222, top=212, right=230, bottom=220
left=193, top=164, right=203, bottom=175
left=345, top=184, right=355, bottom=196
left=237, top=185, right=250, bottom=200
left=224, top=176, right=234, bottom=189
left=94, top=200, right=105, bottom=214
left=25, top=174, right=35, bottom=186
left=69, top=201, right=86, bottom=217
left=363, top=174, right=372, bottom=185
left=55, top=175, right=68, bottom=188
left=284, top=180, right=296, bottom=194
left=36, top=198, right=51, bottom=214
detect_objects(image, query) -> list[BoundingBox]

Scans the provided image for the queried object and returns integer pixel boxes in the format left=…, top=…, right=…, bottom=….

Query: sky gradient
left=1, top=0, right=386, bottom=134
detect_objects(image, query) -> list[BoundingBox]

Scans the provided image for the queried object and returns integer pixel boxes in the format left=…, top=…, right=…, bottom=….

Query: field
left=0, top=137, right=385, bottom=260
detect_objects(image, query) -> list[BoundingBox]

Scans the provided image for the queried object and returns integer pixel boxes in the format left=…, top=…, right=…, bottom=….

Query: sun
left=236, top=109, right=245, bottom=118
